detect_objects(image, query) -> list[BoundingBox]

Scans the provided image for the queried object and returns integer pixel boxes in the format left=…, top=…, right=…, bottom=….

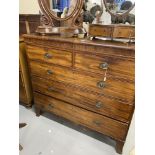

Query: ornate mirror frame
left=38, top=0, right=84, bottom=27
left=103, top=0, right=135, bottom=18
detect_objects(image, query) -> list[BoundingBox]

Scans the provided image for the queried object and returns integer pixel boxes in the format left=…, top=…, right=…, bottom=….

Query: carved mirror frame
left=38, top=0, right=84, bottom=27
left=103, top=0, right=135, bottom=18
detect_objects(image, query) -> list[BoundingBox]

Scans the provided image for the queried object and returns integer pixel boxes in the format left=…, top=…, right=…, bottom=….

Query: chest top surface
left=23, top=34, right=135, bottom=51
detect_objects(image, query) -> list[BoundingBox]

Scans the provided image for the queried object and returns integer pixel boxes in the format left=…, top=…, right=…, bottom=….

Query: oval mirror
left=48, top=0, right=77, bottom=19
left=103, top=0, right=135, bottom=17
left=37, top=0, right=84, bottom=34
left=39, top=0, right=83, bottom=21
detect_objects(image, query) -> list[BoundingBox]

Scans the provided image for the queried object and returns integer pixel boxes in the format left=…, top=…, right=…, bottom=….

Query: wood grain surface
left=23, top=34, right=135, bottom=154
left=31, top=76, right=134, bottom=123
left=34, top=92, right=128, bottom=141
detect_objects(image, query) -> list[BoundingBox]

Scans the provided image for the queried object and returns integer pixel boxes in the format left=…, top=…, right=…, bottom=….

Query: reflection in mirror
left=105, top=0, right=135, bottom=15
left=82, top=0, right=135, bottom=35
left=48, top=0, right=77, bottom=18
left=82, top=0, right=135, bottom=25
left=83, top=0, right=103, bottom=24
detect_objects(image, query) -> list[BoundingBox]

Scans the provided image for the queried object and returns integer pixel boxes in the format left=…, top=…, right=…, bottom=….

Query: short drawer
left=76, top=72, right=134, bottom=102
left=113, top=27, right=135, bottom=39
left=32, top=76, right=134, bottom=123
left=29, top=61, right=134, bottom=102
left=26, top=46, right=72, bottom=67
left=34, top=92, right=129, bottom=141
left=89, top=25, right=112, bottom=37
left=75, top=53, right=134, bottom=80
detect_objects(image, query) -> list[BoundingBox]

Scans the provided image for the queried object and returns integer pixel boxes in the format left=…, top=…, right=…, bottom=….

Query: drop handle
left=99, top=62, right=108, bottom=69
left=96, top=102, right=103, bottom=109
left=97, top=81, right=106, bottom=88
left=47, top=70, right=53, bottom=75
left=44, top=53, right=52, bottom=59
left=93, top=120, right=101, bottom=126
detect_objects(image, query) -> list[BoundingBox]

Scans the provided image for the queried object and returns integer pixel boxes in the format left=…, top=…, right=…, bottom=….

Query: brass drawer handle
left=97, top=81, right=106, bottom=88
left=47, top=70, right=53, bottom=75
left=44, top=53, right=52, bottom=59
left=93, top=120, right=101, bottom=126
left=99, top=62, right=108, bottom=69
left=48, top=104, right=54, bottom=109
left=96, top=101, right=103, bottom=109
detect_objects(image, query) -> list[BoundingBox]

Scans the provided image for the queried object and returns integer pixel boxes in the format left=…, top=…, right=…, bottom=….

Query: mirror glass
left=48, top=0, right=77, bottom=18
left=105, top=0, right=135, bottom=15
left=83, top=0, right=103, bottom=23
left=83, top=0, right=135, bottom=25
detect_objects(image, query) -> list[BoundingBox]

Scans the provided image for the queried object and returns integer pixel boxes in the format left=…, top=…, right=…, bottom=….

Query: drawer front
left=113, top=27, right=135, bottom=38
left=32, top=76, right=134, bottom=122
left=29, top=61, right=134, bottom=102
left=34, top=92, right=128, bottom=141
left=76, top=72, right=134, bottom=102
left=29, top=60, right=73, bottom=83
left=27, top=46, right=72, bottom=67
left=89, top=25, right=112, bottom=37
left=75, top=53, right=134, bottom=80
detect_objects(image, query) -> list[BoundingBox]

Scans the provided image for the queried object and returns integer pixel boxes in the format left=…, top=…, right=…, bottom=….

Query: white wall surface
left=123, top=113, right=135, bottom=155
left=19, top=0, right=40, bottom=14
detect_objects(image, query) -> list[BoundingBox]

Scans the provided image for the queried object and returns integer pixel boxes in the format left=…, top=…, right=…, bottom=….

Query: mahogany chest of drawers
left=23, top=34, right=135, bottom=154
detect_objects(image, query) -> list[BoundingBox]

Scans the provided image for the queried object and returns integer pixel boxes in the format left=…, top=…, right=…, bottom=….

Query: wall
left=19, top=0, right=40, bottom=14
left=123, top=113, right=135, bottom=155
left=19, top=0, right=135, bottom=16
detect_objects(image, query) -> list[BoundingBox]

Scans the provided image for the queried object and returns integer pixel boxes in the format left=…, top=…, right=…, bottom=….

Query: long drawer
left=29, top=61, right=134, bottom=102
left=75, top=53, right=134, bottom=80
left=34, top=92, right=128, bottom=141
left=32, top=76, right=134, bottom=123
left=26, top=45, right=72, bottom=67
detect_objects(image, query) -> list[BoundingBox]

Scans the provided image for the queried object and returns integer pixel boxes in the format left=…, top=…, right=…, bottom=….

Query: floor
left=19, top=105, right=120, bottom=155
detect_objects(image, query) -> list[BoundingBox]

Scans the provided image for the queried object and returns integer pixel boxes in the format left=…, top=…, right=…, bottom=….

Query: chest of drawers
left=23, top=34, right=135, bottom=154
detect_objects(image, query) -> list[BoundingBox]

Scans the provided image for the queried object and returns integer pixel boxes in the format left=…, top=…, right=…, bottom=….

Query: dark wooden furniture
left=19, top=14, right=41, bottom=35
left=23, top=34, right=135, bottom=154
left=89, top=24, right=135, bottom=40
left=19, top=38, right=33, bottom=107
